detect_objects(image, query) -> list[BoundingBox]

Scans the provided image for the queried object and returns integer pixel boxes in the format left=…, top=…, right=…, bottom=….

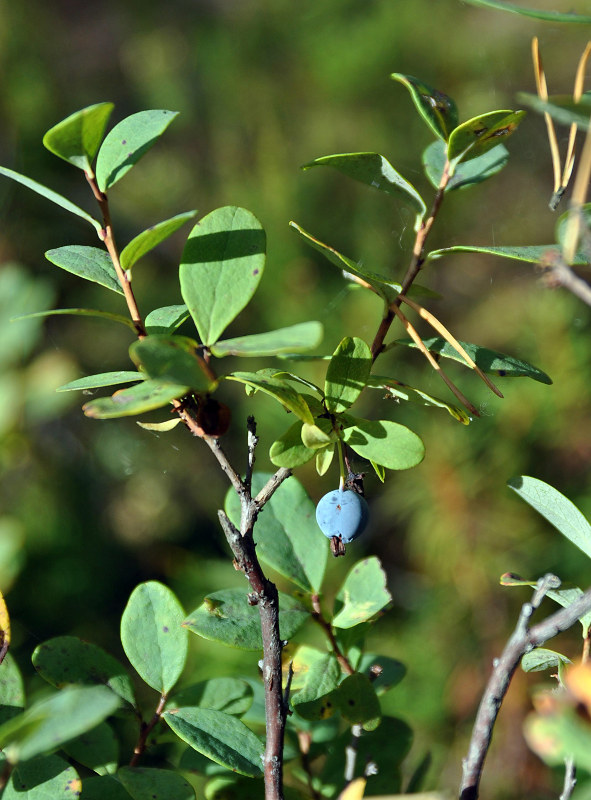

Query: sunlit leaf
left=129, top=335, right=216, bottom=392
left=269, top=421, right=316, bottom=468
left=170, top=678, right=253, bottom=717
left=43, top=102, right=114, bottom=171
left=145, top=304, right=190, bottom=334
left=316, top=445, right=335, bottom=476
left=423, top=139, right=509, bottom=191
left=367, top=375, right=471, bottom=424
left=521, top=648, right=571, bottom=673
left=163, top=707, right=263, bottom=777
left=57, top=371, right=144, bottom=393
left=211, top=321, right=323, bottom=358
left=184, top=588, right=309, bottom=650
left=391, top=74, right=458, bottom=140
left=427, top=243, right=589, bottom=265
left=180, top=206, right=265, bottom=346
left=332, top=557, right=392, bottom=629
left=120, top=210, right=198, bottom=271
left=447, top=110, right=525, bottom=165
left=395, top=336, right=552, bottom=384
left=324, top=337, right=372, bottom=414
left=120, top=581, right=188, bottom=694
left=45, top=246, right=122, bottom=294
left=2, top=756, right=80, bottom=800
left=227, top=372, right=314, bottom=424
left=0, top=166, right=102, bottom=232
left=343, top=417, right=425, bottom=470
left=302, top=152, right=426, bottom=227
left=83, top=379, right=188, bottom=419
left=95, top=109, right=178, bottom=191
left=12, top=308, right=135, bottom=330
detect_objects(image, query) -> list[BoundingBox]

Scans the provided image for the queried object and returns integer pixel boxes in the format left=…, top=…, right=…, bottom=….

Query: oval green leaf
left=521, top=648, right=571, bottom=674
left=302, top=152, right=426, bottom=228
left=394, top=335, right=552, bottom=384
left=45, top=246, right=122, bottom=295
left=211, top=321, right=323, bottom=358
left=120, top=581, right=188, bottom=694
left=83, top=379, right=188, bottom=419
left=80, top=775, right=133, bottom=800
left=32, top=636, right=135, bottom=708
left=43, top=102, right=114, bottom=171
left=118, top=766, right=195, bottom=800
left=423, top=139, right=509, bottom=191
left=184, top=588, right=309, bottom=650
left=145, top=304, right=190, bottom=335
left=291, top=646, right=341, bottom=719
left=227, top=371, right=313, bottom=424
left=95, top=109, right=178, bottom=192
left=355, top=653, right=406, bottom=695
left=120, top=210, right=198, bottom=272
left=225, top=473, right=327, bottom=593
left=343, top=418, right=425, bottom=470
left=447, top=110, right=525, bottom=165
left=179, top=206, right=265, bottom=346
left=391, top=74, right=458, bottom=140
left=62, top=721, right=118, bottom=776
left=163, top=707, right=263, bottom=777
left=325, top=337, right=372, bottom=414
left=0, top=166, right=102, bottom=232
left=57, top=371, right=144, bottom=393
left=0, top=685, right=120, bottom=763
left=129, top=335, right=216, bottom=392
left=0, top=653, right=24, bottom=726
left=427, top=244, right=589, bottom=266
left=170, top=678, right=253, bottom=717
left=332, top=557, right=392, bottom=629
left=269, top=421, right=316, bottom=469
left=3, top=756, right=80, bottom=800
left=13, top=308, right=135, bottom=330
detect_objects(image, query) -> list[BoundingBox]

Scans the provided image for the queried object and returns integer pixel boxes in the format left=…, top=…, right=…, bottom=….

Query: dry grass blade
left=399, top=295, right=503, bottom=397
left=391, top=305, right=479, bottom=416
left=563, top=122, right=591, bottom=265
left=562, top=42, right=591, bottom=190
left=532, top=37, right=561, bottom=196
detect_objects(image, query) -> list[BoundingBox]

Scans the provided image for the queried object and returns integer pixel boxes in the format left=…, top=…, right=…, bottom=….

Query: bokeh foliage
left=1, top=0, right=591, bottom=795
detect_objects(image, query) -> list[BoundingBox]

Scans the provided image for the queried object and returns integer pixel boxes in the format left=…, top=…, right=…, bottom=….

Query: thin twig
left=344, top=724, right=363, bottom=783
left=245, top=415, right=258, bottom=494
left=538, top=250, right=591, bottom=307
left=560, top=757, right=577, bottom=800
left=310, top=595, right=355, bottom=676
left=130, top=693, right=167, bottom=767
left=460, top=578, right=591, bottom=800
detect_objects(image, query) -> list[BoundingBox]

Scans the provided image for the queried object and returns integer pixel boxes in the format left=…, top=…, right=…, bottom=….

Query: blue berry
left=315, top=489, right=369, bottom=543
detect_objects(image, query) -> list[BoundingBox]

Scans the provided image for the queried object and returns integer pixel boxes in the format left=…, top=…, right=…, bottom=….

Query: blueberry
left=315, top=489, right=369, bottom=543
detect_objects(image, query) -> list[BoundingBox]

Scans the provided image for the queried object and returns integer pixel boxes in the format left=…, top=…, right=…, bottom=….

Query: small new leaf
left=391, top=73, right=459, bottom=140
left=447, top=110, right=525, bottom=165
left=43, top=103, right=114, bottom=171
left=324, top=337, right=372, bottom=413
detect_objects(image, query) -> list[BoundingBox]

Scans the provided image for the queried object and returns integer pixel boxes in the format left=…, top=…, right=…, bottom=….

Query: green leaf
left=0, top=166, right=102, bottom=232
left=12, top=308, right=136, bottom=330
left=367, top=375, right=471, bottom=424
left=118, top=766, right=195, bottom=800
left=447, top=110, right=525, bottom=165
left=120, top=581, right=188, bottom=694
left=427, top=243, right=589, bottom=266
left=0, top=654, right=25, bottom=726
left=324, top=337, right=372, bottom=414
left=521, top=648, right=571, bottom=673
left=57, top=371, right=144, bottom=393
left=460, top=0, right=591, bottom=23
left=355, top=653, right=406, bottom=695
left=179, top=206, right=265, bottom=346
left=225, top=473, right=328, bottom=593
left=43, top=102, right=114, bottom=171
left=137, top=419, right=182, bottom=432
left=95, top=109, right=179, bottom=192
left=301, top=421, right=335, bottom=450
left=83, top=379, right=188, bottom=419
left=211, top=322, right=323, bottom=358
left=269, top=421, right=316, bottom=469
left=289, top=222, right=437, bottom=304
left=395, top=336, right=553, bottom=384
left=62, top=721, right=118, bottom=775
left=203, top=776, right=268, bottom=800
left=331, top=672, right=381, bottom=730
left=184, top=588, right=309, bottom=650
left=120, top=210, right=198, bottom=271
left=555, top=204, right=591, bottom=250
left=302, top=152, right=426, bottom=228
left=508, top=476, right=591, bottom=562
left=332, top=557, right=392, bottom=629
left=316, top=445, right=335, bottom=476
left=145, top=304, right=190, bottom=335
left=423, top=139, right=509, bottom=191
left=291, top=647, right=341, bottom=719
left=2, top=755, right=80, bottom=800
left=343, top=417, right=425, bottom=470
left=78, top=775, right=132, bottom=800
left=129, top=335, right=216, bottom=392
left=517, top=92, right=591, bottom=129
left=525, top=710, right=591, bottom=773
left=0, top=685, right=120, bottom=763
left=171, top=678, right=253, bottom=717
left=226, top=372, right=314, bottom=424
left=390, top=74, right=459, bottom=140
left=45, top=246, right=123, bottom=295
left=32, top=636, right=136, bottom=708
left=163, top=707, right=263, bottom=777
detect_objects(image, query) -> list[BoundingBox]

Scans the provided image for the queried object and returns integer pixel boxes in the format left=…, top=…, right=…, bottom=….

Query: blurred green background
left=1, top=0, right=591, bottom=795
